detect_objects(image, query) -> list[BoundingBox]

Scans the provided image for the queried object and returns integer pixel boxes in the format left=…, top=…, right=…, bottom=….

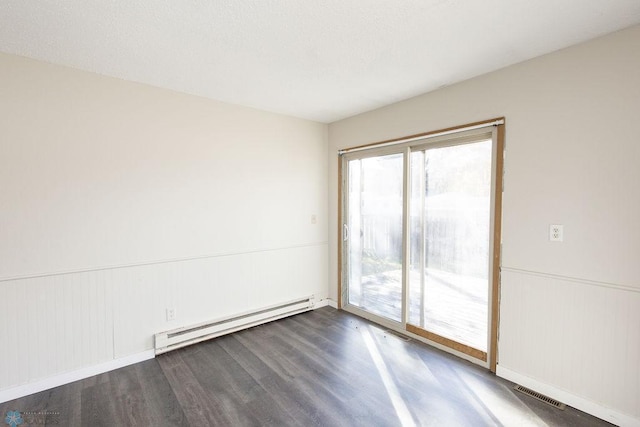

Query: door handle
left=343, top=224, right=349, bottom=241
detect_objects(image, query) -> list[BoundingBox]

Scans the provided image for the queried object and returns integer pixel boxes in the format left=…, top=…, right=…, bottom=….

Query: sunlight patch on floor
left=361, top=326, right=415, bottom=427
left=456, top=368, right=549, bottom=427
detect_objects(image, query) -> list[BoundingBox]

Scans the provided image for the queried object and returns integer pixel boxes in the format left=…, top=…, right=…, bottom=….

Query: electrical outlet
left=549, top=224, right=563, bottom=242
left=311, top=214, right=317, bottom=224
left=166, top=308, right=176, bottom=321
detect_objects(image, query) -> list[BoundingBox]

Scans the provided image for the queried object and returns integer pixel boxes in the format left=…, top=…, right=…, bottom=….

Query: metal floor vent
left=514, top=385, right=566, bottom=410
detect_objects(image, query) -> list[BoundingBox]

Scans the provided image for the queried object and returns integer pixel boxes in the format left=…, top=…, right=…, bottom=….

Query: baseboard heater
left=154, top=295, right=315, bottom=355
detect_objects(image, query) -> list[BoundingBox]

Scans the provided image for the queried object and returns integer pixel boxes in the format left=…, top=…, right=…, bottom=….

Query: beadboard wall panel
left=110, top=243, right=328, bottom=358
left=0, top=272, right=114, bottom=390
left=499, top=269, right=640, bottom=421
left=0, top=243, right=327, bottom=391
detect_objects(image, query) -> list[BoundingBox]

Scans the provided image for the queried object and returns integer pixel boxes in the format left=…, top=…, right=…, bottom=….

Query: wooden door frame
left=337, top=118, right=505, bottom=373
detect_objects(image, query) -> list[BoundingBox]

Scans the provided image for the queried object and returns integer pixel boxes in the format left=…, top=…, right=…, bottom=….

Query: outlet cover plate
left=549, top=224, right=563, bottom=242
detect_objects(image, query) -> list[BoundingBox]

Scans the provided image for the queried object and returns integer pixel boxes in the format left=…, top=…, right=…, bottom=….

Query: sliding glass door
left=341, top=125, right=501, bottom=364
left=408, top=139, right=492, bottom=355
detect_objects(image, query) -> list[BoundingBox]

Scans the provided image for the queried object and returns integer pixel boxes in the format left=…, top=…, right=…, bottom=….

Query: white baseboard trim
left=313, top=299, right=329, bottom=309
left=0, top=350, right=155, bottom=404
left=313, top=298, right=337, bottom=309
left=497, top=366, right=640, bottom=427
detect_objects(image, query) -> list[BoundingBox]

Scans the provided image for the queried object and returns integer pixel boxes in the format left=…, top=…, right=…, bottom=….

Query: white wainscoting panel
left=499, top=268, right=640, bottom=425
left=111, top=243, right=328, bottom=358
left=0, top=243, right=328, bottom=397
left=0, top=272, right=114, bottom=391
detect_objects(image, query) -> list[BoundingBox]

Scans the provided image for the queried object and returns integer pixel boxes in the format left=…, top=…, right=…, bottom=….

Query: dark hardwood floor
left=1, top=307, right=612, bottom=426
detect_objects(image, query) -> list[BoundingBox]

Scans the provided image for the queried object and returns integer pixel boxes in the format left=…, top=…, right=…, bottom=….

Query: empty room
left=1, top=1, right=639, bottom=426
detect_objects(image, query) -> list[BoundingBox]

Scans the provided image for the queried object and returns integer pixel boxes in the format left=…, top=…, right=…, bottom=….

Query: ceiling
left=1, top=1, right=639, bottom=123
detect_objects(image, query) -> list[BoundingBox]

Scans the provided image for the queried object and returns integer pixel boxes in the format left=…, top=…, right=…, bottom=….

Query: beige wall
left=328, top=25, right=640, bottom=425
left=0, top=53, right=328, bottom=394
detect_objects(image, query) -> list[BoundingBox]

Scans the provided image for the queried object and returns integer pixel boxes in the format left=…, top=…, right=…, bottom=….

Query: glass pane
left=409, top=140, right=492, bottom=351
left=348, top=153, right=403, bottom=322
